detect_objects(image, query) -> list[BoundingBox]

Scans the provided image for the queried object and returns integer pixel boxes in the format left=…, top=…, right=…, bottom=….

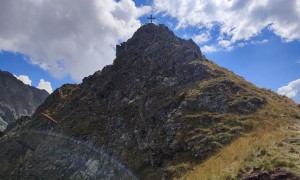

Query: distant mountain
left=0, top=24, right=299, bottom=179
left=0, top=70, right=48, bottom=132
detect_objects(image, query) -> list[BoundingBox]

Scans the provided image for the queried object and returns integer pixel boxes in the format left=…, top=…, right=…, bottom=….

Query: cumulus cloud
left=251, top=39, right=269, bottom=45
left=192, top=32, right=211, bottom=44
left=218, top=40, right=233, bottom=51
left=277, top=79, right=300, bottom=103
left=154, top=0, right=300, bottom=52
left=201, top=45, right=218, bottom=53
left=37, top=79, right=53, bottom=94
left=0, top=0, right=151, bottom=81
left=14, top=74, right=32, bottom=86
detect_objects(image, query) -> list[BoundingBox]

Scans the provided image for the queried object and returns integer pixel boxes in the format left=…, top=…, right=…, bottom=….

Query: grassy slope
left=128, top=59, right=300, bottom=179
left=182, top=119, right=300, bottom=179
left=177, top=61, right=300, bottom=179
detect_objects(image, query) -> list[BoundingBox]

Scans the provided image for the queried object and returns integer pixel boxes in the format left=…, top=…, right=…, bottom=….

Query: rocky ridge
left=0, top=70, right=48, bottom=132
left=0, top=24, right=299, bottom=179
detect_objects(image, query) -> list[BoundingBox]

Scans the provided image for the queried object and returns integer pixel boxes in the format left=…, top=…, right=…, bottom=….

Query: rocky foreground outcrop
left=0, top=24, right=299, bottom=179
left=241, top=168, right=300, bottom=180
left=0, top=70, right=48, bottom=132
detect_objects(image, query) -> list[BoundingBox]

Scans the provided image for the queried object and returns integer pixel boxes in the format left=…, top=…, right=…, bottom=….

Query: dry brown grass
left=182, top=119, right=285, bottom=179
left=168, top=60, right=300, bottom=179
left=180, top=113, right=300, bottom=179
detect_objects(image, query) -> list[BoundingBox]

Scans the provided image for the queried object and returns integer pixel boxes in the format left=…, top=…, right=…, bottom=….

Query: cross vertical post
left=147, top=15, right=156, bottom=23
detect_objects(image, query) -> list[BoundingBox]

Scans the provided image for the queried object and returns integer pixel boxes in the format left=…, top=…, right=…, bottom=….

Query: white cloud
left=37, top=79, right=53, bottom=94
left=192, top=32, right=211, bottom=44
left=218, top=40, right=233, bottom=51
left=296, top=60, right=300, bottom=64
left=251, top=39, right=269, bottom=45
left=154, top=0, right=300, bottom=51
left=277, top=79, right=300, bottom=103
left=201, top=45, right=218, bottom=53
left=14, top=74, right=32, bottom=86
left=0, top=0, right=151, bottom=82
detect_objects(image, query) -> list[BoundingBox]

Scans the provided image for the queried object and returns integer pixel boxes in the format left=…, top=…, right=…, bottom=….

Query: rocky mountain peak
left=81, top=24, right=208, bottom=106
left=130, top=23, right=176, bottom=42
left=115, top=23, right=201, bottom=64
left=0, top=70, right=49, bottom=132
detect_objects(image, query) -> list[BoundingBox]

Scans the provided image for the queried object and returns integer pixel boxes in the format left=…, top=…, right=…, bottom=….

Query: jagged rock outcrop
left=241, top=167, right=300, bottom=180
left=0, top=24, right=298, bottom=179
left=0, top=70, right=48, bottom=132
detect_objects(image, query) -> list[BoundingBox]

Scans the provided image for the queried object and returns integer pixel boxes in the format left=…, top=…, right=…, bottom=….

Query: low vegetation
left=159, top=60, right=300, bottom=179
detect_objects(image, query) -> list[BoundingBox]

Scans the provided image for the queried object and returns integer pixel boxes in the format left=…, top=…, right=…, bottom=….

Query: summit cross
left=147, top=15, right=156, bottom=23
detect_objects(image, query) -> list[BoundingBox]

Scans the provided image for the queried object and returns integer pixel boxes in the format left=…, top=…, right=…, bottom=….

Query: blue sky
left=0, top=0, right=300, bottom=102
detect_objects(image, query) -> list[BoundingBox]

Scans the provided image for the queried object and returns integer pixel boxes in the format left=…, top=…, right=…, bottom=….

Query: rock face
left=0, top=24, right=296, bottom=179
left=0, top=70, right=48, bottom=131
left=241, top=168, right=300, bottom=180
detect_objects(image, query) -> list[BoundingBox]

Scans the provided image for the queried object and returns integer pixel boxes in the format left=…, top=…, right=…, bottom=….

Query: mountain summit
left=112, top=23, right=203, bottom=88
left=0, top=70, right=48, bottom=132
left=0, top=24, right=299, bottom=179
left=116, top=23, right=201, bottom=59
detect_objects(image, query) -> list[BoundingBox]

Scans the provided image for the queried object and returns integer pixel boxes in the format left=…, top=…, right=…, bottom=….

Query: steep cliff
left=0, top=70, right=48, bottom=132
left=0, top=24, right=299, bottom=179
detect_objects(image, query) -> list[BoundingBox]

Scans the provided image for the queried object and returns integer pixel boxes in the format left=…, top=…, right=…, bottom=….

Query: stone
left=0, top=70, right=48, bottom=132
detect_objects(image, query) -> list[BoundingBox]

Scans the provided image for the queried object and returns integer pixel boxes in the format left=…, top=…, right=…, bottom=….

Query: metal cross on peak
left=147, top=15, right=156, bottom=23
